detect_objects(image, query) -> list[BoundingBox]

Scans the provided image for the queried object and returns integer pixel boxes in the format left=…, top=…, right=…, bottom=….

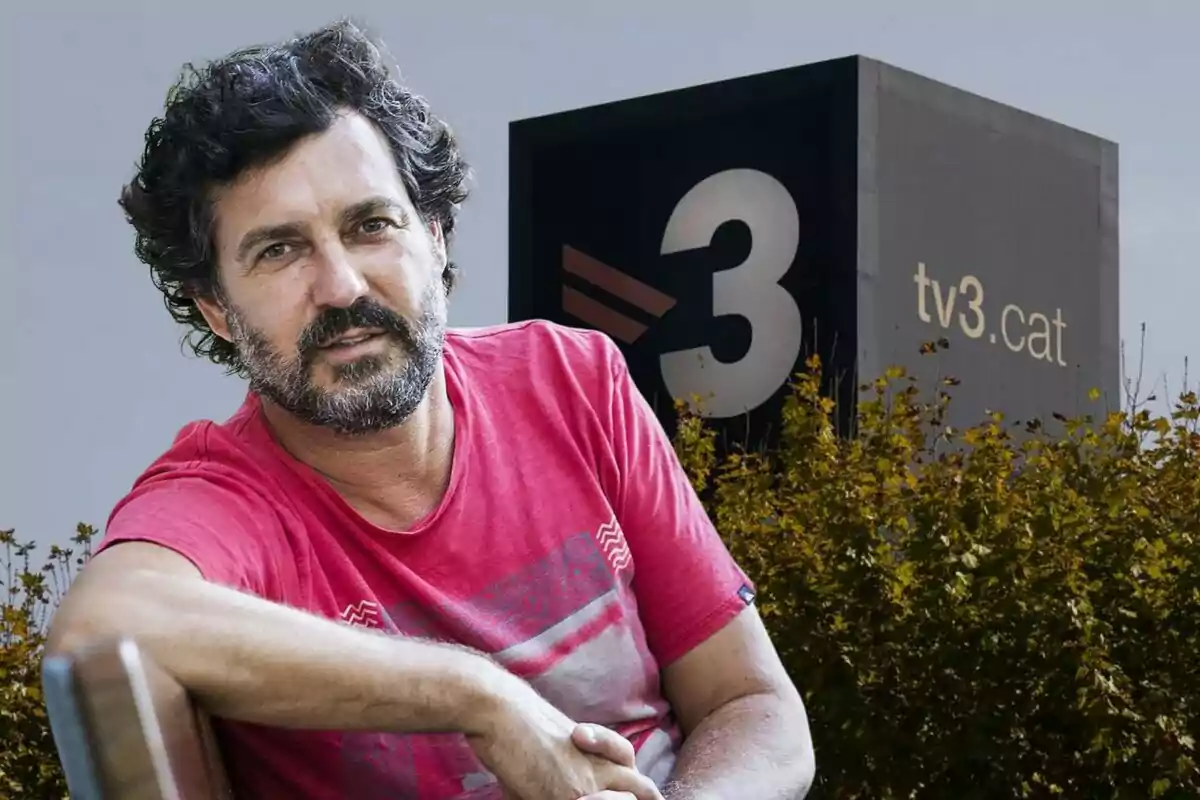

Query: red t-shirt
left=95, top=320, right=755, bottom=799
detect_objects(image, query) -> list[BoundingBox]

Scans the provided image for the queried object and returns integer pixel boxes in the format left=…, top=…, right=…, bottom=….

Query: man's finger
left=595, top=764, right=664, bottom=800
left=571, top=722, right=636, bottom=767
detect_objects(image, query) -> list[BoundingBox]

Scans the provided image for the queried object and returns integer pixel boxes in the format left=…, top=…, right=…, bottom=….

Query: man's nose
left=310, top=245, right=369, bottom=309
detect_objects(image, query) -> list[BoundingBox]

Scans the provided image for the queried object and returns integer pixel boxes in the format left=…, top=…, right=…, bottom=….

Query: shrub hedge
left=2, top=357, right=1197, bottom=798
left=673, top=355, right=1198, bottom=798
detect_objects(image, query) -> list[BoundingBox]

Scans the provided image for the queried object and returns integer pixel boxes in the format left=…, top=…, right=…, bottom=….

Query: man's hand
left=571, top=723, right=637, bottom=768
left=466, top=674, right=662, bottom=800
left=570, top=723, right=646, bottom=800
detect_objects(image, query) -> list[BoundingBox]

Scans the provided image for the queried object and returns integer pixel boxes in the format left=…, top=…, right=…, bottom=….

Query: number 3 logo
left=659, top=169, right=803, bottom=419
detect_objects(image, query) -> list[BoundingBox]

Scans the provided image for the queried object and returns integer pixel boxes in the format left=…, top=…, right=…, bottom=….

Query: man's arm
left=48, top=542, right=662, bottom=800
left=48, top=541, right=506, bottom=731
left=584, top=332, right=815, bottom=797
left=657, top=606, right=814, bottom=799
left=574, top=605, right=814, bottom=799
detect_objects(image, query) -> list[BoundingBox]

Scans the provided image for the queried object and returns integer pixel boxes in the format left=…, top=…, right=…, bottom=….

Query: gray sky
left=2, top=1, right=1196, bottom=548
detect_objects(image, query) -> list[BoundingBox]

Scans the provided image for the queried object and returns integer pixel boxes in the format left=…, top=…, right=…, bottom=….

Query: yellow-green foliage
left=2, top=358, right=1197, bottom=799
left=1, top=524, right=93, bottom=800
left=673, top=355, right=1199, bottom=798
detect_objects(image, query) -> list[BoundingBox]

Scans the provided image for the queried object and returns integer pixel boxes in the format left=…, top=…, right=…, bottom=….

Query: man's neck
left=259, top=369, right=457, bottom=530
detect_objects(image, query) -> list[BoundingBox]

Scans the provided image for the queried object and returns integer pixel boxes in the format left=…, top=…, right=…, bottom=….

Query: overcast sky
left=2, top=1, right=1196, bottom=546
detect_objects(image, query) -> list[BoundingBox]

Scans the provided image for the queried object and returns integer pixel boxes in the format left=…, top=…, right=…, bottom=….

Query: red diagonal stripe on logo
left=562, top=245, right=676, bottom=317
left=562, top=286, right=649, bottom=344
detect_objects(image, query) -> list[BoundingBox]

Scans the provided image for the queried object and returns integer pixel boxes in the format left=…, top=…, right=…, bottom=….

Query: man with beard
left=47, top=18, right=815, bottom=800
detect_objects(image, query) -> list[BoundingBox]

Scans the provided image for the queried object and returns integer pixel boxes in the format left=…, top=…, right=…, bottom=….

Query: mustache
left=298, top=298, right=414, bottom=358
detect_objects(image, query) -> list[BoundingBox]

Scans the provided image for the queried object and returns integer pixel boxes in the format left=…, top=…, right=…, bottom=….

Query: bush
left=3, top=357, right=1196, bottom=799
left=673, top=353, right=1199, bottom=798
left=0, top=524, right=93, bottom=799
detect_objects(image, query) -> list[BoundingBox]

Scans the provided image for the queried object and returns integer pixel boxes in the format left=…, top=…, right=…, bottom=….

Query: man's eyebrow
left=340, top=196, right=410, bottom=226
left=236, top=223, right=305, bottom=264
left=233, top=198, right=411, bottom=265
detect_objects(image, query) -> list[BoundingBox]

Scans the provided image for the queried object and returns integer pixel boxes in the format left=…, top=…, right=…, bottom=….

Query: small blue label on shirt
left=737, top=584, right=757, bottom=605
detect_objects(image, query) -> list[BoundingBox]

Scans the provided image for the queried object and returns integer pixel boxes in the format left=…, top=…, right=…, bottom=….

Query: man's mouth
left=318, top=329, right=386, bottom=349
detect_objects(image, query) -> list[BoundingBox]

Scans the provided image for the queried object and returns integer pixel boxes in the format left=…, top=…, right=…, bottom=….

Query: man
left=47, top=18, right=815, bottom=800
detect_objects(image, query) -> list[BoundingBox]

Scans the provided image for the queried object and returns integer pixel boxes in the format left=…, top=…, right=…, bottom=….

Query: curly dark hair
left=119, top=19, right=472, bottom=374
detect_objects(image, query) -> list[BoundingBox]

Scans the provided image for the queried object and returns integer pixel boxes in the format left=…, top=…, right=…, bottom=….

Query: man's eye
left=359, top=217, right=395, bottom=235
left=259, top=242, right=291, bottom=261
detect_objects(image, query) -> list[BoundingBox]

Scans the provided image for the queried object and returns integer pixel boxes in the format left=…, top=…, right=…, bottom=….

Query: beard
left=225, top=287, right=445, bottom=436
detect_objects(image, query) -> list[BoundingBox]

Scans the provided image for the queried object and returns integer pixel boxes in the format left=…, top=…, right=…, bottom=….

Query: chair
left=41, top=637, right=234, bottom=800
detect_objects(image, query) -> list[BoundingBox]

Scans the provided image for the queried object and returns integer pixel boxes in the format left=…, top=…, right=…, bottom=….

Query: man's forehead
left=213, top=117, right=413, bottom=235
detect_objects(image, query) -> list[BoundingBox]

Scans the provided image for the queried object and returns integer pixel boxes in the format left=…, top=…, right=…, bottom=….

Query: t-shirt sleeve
left=95, top=461, right=291, bottom=598
left=599, top=339, right=756, bottom=668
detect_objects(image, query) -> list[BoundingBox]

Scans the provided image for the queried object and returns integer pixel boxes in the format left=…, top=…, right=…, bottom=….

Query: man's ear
left=194, top=293, right=233, bottom=342
left=429, top=219, right=447, bottom=266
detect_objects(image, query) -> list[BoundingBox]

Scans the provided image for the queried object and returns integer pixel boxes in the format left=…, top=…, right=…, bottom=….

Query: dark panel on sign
left=509, top=57, right=862, bottom=448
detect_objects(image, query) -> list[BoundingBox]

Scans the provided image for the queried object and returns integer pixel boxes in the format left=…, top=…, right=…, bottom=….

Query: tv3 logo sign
left=563, top=168, right=803, bottom=419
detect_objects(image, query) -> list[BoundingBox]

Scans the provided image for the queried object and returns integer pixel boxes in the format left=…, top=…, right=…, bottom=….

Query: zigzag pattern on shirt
left=596, top=515, right=631, bottom=573
left=340, top=599, right=380, bottom=628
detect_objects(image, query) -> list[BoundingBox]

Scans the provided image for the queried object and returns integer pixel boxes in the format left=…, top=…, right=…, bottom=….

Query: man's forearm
left=49, top=568, right=509, bottom=735
left=661, top=692, right=815, bottom=800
